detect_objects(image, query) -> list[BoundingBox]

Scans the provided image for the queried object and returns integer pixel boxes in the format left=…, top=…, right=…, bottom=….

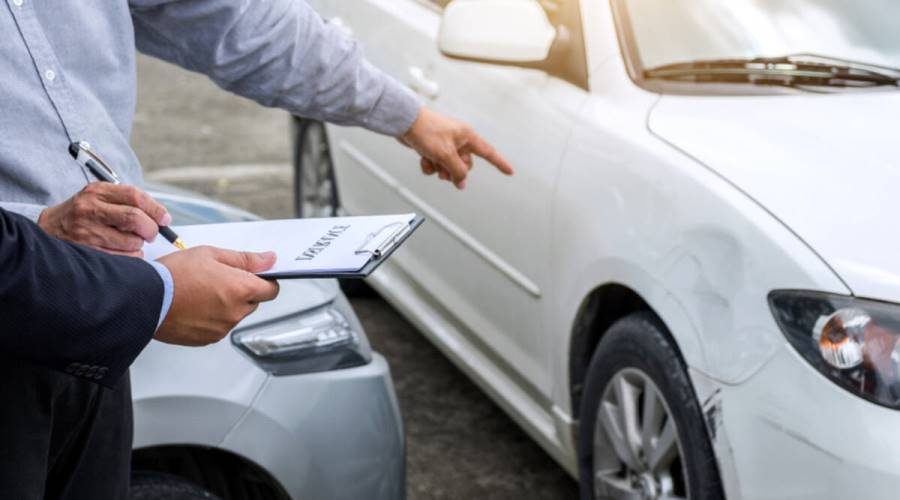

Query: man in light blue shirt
left=0, top=0, right=513, bottom=497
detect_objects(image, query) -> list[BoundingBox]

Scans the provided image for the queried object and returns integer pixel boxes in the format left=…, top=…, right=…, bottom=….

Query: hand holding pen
left=36, top=141, right=185, bottom=257
left=69, top=141, right=186, bottom=250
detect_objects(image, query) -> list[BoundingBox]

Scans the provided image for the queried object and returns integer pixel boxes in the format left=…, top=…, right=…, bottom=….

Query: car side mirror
left=438, top=0, right=557, bottom=64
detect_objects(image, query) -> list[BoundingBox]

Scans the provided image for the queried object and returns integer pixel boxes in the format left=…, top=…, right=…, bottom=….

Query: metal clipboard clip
left=354, top=222, right=411, bottom=258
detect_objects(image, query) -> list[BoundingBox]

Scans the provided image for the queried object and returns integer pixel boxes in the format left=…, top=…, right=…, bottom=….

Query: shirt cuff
left=361, top=62, right=422, bottom=137
left=0, top=202, right=47, bottom=223
left=147, top=261, right=175, bottom=330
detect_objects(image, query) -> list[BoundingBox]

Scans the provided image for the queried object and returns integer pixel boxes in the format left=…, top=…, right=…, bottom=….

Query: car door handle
left=407, top=66, right=440, bottom=100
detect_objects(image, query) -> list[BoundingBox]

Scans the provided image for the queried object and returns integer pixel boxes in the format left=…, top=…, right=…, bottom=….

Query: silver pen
left=68, top=141, right=186, bottom=250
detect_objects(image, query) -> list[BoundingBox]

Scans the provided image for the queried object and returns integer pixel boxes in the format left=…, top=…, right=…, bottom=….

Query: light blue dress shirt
left=1, top=0, right=420, bottom=328
left=147, top=261, right=174, bottom=329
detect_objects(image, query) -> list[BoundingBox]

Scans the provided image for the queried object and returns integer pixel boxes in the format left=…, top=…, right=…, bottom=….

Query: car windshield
left=621, top=0, right=900, bottom=72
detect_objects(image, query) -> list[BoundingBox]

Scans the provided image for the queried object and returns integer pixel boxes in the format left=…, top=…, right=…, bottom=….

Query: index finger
left=466, top=132, right=514, bottom=176
left=102, top=185, right=172, bottom=226
left=248, top=278, right=280, bottom=304
left=232, top=273, right=280, bottom=305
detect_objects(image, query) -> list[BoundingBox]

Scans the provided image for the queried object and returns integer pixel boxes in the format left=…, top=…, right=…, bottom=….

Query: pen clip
left=354, top=222, right=409, bottom=258
left=69, top=141, right=122, bottom=184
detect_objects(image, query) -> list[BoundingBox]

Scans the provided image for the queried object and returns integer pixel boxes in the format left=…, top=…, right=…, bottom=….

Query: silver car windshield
left=623, top=0, right=900, bottom=71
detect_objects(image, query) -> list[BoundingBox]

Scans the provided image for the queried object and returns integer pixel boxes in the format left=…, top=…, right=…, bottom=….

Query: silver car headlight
left=231, top=303, right=371, bottom=375
left=769, top=291, right=900, bottom=409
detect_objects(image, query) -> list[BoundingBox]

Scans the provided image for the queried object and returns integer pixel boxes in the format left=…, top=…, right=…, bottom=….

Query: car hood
left=235, top=278, right=340, bottom=330
left=649, top=91, right=900, bottom=302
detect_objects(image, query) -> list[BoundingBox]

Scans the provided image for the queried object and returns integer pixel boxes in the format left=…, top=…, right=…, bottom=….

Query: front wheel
left=577, top=313, right=724, bottom=500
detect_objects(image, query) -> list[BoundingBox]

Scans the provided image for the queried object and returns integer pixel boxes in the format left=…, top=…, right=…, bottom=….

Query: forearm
left=0, top=209, right=163, bottom=386
left=130, top=0, right=421, bottom=136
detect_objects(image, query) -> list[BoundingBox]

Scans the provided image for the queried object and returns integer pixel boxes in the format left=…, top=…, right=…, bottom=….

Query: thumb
left=213, top=249, right=277, bottom=273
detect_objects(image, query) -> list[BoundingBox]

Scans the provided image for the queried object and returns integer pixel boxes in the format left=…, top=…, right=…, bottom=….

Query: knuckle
left=73, top=227, right=91, bottom=240
left=120, top=207, right=137, bottom=227
left=240, top=280, right=258, bottom=300
left=239, top=252, right=254, bottom=269
left=227, top=308, right=247, bottom=325
left=72, top=198, right=92, bottom=215
left=126, top=186, right=143, bottom=206
left=195, top=245, right=215, bottom=259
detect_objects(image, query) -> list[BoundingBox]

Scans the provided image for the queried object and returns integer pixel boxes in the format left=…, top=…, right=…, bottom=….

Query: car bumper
left=719, top=342, right=900, bottom=499
left=220, top=353, right=405, bottom=500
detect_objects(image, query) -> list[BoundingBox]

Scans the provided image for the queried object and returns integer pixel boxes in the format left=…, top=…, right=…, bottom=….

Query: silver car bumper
left=220, top=353, right=405, bottom=500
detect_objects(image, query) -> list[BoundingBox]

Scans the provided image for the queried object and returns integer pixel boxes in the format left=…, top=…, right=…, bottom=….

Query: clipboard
left=142, top=213, right=425, bottom=280
left=263, top=215, right=424, bottom=280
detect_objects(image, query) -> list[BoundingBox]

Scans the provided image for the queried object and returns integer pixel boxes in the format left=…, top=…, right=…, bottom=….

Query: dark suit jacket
left=0, top=208, right=163, bottom=387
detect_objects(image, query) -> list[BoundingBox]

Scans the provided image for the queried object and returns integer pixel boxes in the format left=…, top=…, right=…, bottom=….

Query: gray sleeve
left=129, top=0, right=421, bottom=137
left=0, top=202, right=46, bottom=222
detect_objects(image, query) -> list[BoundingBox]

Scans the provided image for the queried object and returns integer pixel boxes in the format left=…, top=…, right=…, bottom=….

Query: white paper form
left=143, top=213, right=418, bottom=277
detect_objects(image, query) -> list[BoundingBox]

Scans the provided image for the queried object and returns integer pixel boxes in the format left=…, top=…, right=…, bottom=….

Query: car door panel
left=325, top=0, right=587, bottom=401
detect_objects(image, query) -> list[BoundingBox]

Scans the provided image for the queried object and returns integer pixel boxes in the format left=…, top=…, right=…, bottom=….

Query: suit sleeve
left=0, top=209, right=164, bottom=387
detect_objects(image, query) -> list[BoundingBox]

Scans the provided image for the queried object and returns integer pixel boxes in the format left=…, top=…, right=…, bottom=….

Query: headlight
left=232, top=303, right=371, bottom=375
left=769, top=291, right=900, bottom=409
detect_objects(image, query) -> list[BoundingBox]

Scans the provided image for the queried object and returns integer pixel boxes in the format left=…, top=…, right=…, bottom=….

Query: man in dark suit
left=0, top=207, right=279, bottom=498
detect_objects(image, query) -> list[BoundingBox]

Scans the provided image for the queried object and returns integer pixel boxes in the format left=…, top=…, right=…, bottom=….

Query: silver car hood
left=236, top=278, right=340, bottom=329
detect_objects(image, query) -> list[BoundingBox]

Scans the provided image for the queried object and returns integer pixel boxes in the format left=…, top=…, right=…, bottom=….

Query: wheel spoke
left=298, top=124, right=337, bottom=218
left=594, top=369, right=690, bottom=500
left=306, top=126, right=323, bottom=157
left=594, top=469, right=641, bottom=499
left=316, top=155, right=331, bottom=176
left=647, top=418, right=678, bottom=473
left=641, top=384, right=664, bottom=458
left=599, top=401, right=641, bottom=471
left=613, top=375, right=643, bottom=468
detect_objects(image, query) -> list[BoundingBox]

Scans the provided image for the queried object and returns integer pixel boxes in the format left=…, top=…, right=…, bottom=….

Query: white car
left=295, top=1, right=900, bottom=499
left=129, top=184, right=405, bottom=500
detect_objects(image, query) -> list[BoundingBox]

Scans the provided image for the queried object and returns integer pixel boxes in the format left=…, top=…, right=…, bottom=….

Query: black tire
left=292, top=118, right=339, bottom=219
left=577, top=312, right=723, bottom=500
left=291, top=117, right=373, bottom=297
left=130, top=471, right=221, bottom=500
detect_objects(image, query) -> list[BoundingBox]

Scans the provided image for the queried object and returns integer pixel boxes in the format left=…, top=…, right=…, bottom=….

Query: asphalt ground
left=133, top=55, right=578, bottom=499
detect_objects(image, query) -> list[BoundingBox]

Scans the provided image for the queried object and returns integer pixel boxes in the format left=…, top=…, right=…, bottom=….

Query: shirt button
left=44, top=69, right=55, bottom=81
left=12, top=0, right=23, bottom=6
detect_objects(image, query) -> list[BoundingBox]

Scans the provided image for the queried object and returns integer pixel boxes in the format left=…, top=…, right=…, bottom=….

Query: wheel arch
left=561, top=259, right=708, bottom=420
left=568, top=283, right=653, bottom=414
left=132, top=444, right=291, bottom=500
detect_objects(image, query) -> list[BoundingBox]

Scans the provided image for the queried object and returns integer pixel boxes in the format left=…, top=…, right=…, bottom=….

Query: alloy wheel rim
left=592, top=368, right=688, bottom=500
left=299, top=124, right=336, bottom=218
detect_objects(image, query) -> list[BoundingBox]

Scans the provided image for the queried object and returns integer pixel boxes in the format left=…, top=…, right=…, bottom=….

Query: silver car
left=127, top=183, right=404, bottom=500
